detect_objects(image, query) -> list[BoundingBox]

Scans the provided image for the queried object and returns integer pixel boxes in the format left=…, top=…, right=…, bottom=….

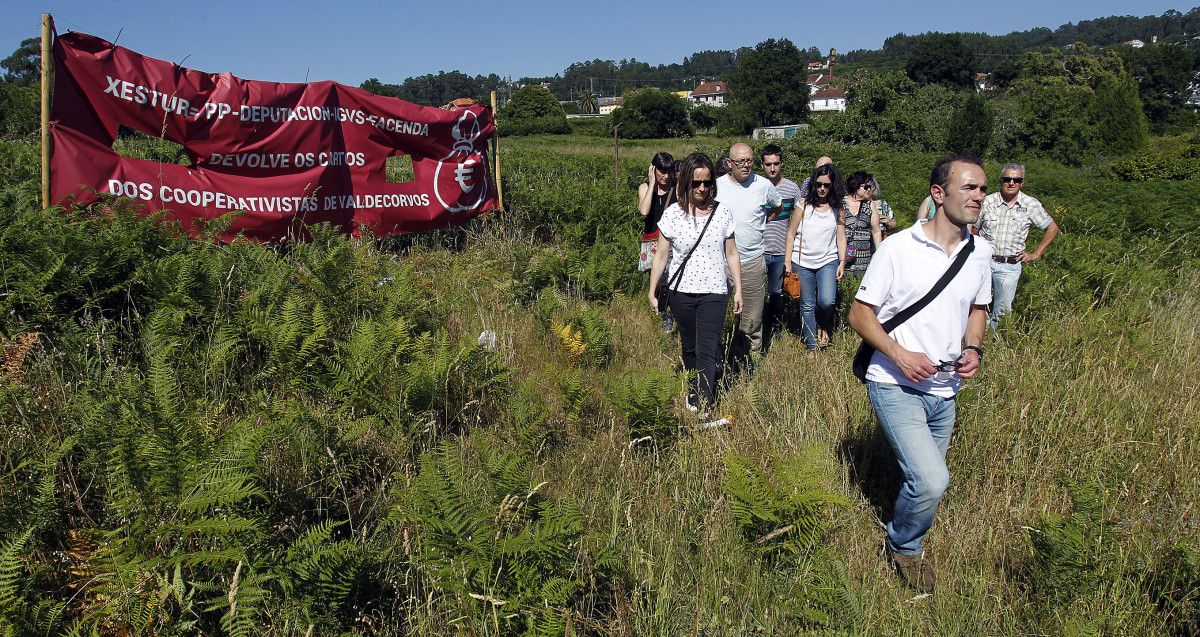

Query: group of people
left=638, top=144, right=1059, bottom=593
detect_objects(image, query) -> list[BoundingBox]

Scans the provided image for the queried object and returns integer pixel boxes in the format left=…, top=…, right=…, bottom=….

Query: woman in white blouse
left=784, top=163, right=847, bottom=350
left=648, top=153, right=743, bottom=411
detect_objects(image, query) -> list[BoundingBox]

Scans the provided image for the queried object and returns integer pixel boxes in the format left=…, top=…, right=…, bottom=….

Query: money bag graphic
left=433, top=109, right=490, bottom=213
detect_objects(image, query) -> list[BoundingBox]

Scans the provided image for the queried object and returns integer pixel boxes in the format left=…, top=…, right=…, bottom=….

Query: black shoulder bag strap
left=852, top=234, right=976, bottom=382
left=656, top=205, right=718, bottom=312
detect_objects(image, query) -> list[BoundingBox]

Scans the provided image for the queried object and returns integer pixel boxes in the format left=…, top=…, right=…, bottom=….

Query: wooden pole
left=490, top=90, right=503, bottom=211
left=612, top=124, right=621, bottom=187
left=40, top=14, right=52, bottom=210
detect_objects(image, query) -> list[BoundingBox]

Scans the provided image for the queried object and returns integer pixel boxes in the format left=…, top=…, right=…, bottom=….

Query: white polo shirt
left=716, top=173, right=781, bottom=262
left=854, top=220, right=993, bottom=397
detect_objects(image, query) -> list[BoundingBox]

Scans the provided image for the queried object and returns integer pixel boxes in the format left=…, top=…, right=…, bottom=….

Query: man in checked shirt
left=973, top=163, right=1060, bottom=330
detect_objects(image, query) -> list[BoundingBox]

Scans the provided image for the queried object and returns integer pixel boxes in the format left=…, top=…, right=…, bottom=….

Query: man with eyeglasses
left=717, top=142, right=782, bottom=367
left=849, top=155, right=992, bottom=593
left=973, top=163, right=1060, bottom=330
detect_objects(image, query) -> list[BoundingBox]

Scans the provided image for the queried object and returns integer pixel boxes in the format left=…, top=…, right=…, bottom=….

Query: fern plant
left=1025, top=477, right=1120, bottom=606
left=389, top=441, right=616, bottom=636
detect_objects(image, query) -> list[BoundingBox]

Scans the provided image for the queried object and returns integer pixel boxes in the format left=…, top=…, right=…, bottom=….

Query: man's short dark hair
left=930, top=154, right=983, bottom=189
left=760, top=144, right=783, bottom=161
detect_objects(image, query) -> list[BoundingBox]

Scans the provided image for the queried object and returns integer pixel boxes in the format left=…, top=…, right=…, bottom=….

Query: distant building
left=598, top=96, right=624, bottom=115
left=691, top=81, right=729, bottom=107
left=753, top=123, right=810, bottom=140
left=1123, top=39, right=1146, bottom=48
left=807, top=60, right=827, bottom=71
left=808, top=87, right=846, bottom=113
left=807, top=73, right=831, bottom=92
left=674, top=90, right=693, bottom=100
left=975, top=72, right=994, bottom=92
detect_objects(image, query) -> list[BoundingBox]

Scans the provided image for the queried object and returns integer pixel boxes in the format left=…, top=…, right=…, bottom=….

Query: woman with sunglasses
left=648, top=153, right=743, bottom=411
left=842, top=171, right=884, bottom=275
left=785, top=163, right=847, bottom=351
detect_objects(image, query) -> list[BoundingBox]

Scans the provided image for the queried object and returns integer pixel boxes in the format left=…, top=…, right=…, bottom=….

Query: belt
left=993, top=255, right=1022, bottom=264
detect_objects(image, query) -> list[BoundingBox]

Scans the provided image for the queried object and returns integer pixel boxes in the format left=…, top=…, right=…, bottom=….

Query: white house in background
left=598, top=96, right=624, bottom=115
left=1123, top=39, right=1146, bottom=48
left=806, top=73, right=831, bottom=92
left=691, top=81, right=729, bottom=107
left=808, top=87, right=846, bottom=113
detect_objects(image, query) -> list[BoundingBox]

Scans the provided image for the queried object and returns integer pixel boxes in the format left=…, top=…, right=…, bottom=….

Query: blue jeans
left=867, top=381, right=957, bottom=556
left=988, top=261, right=1021, bottom=330
left=765, top=254, right=786, bottom=296
left=793, top=260, right=838, bottom=350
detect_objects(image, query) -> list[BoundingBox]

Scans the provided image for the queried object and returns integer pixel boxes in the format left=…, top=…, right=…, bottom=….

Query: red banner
left=50, top=31, right=496, bottom=241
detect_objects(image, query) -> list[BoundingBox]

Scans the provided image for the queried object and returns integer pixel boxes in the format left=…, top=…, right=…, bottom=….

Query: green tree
left=1, top=37, right=39, bottom=86
left=689, top=103, right=719, bottom=131
left=1118, top=44, right=1200, bottom=128
left=905, top=33, right=977, bottom=89
left=725, top=38, right=810, bottom=127
left=1087, top=73, right=1149, bottom=155
left=577, top=90, right=598, bottom=115
left=809, top=70, right=956, bottom=151
left=498, top=85, right=570, bottom=136
left=947, top=92, right=993, bottom=157
left=611, top=89, right=692, bottom=139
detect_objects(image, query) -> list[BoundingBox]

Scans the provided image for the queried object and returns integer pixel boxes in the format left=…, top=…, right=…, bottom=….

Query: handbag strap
left=665, top=204, right=718, bottom=293
left=880, top=233, right=975, bottom=333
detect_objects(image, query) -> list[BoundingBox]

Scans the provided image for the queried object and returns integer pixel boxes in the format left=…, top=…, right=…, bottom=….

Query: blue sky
left=2, top=1, right=1192, bottom=85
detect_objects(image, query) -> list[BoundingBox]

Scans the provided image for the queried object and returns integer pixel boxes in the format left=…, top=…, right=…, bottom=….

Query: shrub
left=499, top=86, right=570, bottom=136
left=611, top=88, right=692, bottom=139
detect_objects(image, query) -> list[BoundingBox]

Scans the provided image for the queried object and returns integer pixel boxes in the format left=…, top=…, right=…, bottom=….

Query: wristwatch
left=962, top=345, right=984, bottom=360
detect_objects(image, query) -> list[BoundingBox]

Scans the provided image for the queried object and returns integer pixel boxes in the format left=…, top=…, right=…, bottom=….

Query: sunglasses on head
left=691, top=179, right=715, bottom=188
left=1001, top=176, right=1024, bottom=184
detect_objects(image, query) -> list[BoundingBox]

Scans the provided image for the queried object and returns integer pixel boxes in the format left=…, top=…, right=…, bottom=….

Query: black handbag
left=852, top=234, right=976, bottom=382
left=655, top=206, right=717, bottom=314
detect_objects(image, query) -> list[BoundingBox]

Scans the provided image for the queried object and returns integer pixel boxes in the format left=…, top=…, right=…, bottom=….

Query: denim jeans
left=988, top=261, right=1022, bottom=330
left=793, top=260, right=838, bottom=350
left=763, top=254, right=787, bottom=349
left=669, top=292, right=729, bottom=407
left=867, top=381, right=957, bottom=556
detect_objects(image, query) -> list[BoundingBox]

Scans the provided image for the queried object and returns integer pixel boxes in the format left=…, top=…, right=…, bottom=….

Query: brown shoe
left=890, top=550, right=935, bottom=593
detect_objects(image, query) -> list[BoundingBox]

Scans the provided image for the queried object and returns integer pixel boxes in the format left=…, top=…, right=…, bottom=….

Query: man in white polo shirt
left=717, top=142, right=781, bottom=367
left=848, top=155, right=993, bottom=593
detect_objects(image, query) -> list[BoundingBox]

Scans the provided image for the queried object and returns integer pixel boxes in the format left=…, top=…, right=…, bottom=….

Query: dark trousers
left=669, top=292, right=729, bottom=407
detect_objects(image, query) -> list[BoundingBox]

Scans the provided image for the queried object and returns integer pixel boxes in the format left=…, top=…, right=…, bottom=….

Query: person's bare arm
left=848, top=300, right=937, bottom=383
left=647, top=235, right=672, bottom=312
left=725, top=236, right=744, bottom=315
left=956, top=304, right=987, bottom=378
left=637, top=181, right=653, bottom=217
left=784, top=207, right=804, bottom=273
left=870, top=202, right=883, bottom=247
left=835, top=214, right=847, bottom=281
left=1021, top=221, right=1060, bottom=263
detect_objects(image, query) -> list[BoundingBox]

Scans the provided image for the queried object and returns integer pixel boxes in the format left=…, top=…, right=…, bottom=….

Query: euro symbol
left=455, top=159, right=476, bottom=192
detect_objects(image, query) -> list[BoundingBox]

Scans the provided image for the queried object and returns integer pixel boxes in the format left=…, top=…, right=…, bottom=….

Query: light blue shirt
left=716, top=174, right=781, bottom=262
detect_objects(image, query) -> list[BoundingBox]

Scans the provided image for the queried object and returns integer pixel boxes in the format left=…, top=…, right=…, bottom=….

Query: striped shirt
left=975, top=191, right=1054, bottom=257
left=763, top=177, right=803, bottom=256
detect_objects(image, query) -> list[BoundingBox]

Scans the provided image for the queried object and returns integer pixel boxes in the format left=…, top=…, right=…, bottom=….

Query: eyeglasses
left=814, top=182, right=832, bottom=189
left=729, top=158, right=754, bottom=167
left=691, top=179, right=715, bottom=188
left=859, top=184, right=874, bottom=191
left=934, top=353, right=965, bottom=373
left=1000, top=176, right=1024, bottom=184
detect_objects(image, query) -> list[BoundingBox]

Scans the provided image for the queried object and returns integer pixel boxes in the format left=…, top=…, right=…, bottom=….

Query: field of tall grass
left=0, top=131, right=1197, bottom=635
